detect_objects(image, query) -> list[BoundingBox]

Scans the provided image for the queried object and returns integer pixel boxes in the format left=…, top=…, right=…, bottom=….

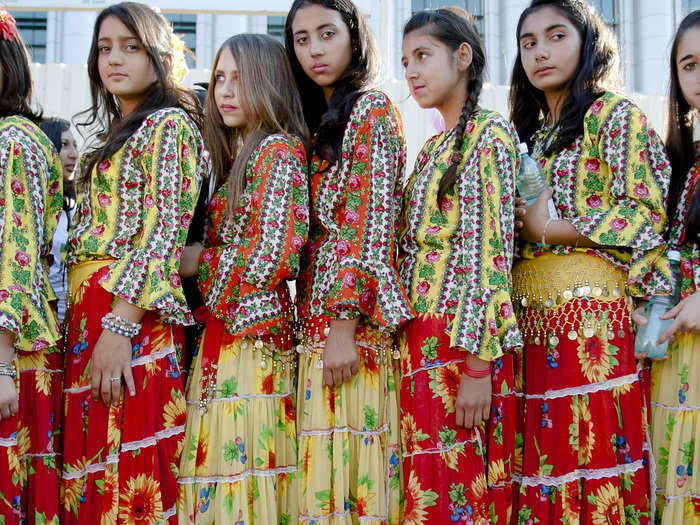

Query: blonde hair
left=204, top=34, right=309, bottom=215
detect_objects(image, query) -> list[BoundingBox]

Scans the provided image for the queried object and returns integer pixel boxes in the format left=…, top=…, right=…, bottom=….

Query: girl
left=176, top=33, right=309, bottom=524
left=510, top=1, right=670, bottom=522
left=399, top=8, right=521, bottom=523
left=285, top=0, right=413, bottom=522
left=39, top=117, right=79, bottom=323
left=0, top=8, right=63, bottom=523
left=642, top=10, right=700, bottom=523
left=60, top=3, right=206, bottom=523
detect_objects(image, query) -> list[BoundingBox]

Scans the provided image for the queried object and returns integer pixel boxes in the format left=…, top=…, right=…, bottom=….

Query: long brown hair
left=205, top=34, right=309, bottom=215
left=78, top=2, right=202, bottom=180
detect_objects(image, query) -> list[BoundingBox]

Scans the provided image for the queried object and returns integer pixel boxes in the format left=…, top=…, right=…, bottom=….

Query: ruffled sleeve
left=0, top=122, right=62, bottom=352
left=197, top=136, right=308, bottom=333
left=100, top=113, right=205, bottom=323
left=568, top=96, right=671, bottom=297
left=325, top=92, right=414, bottom=330
left=449, top=116, right=523, bottom=359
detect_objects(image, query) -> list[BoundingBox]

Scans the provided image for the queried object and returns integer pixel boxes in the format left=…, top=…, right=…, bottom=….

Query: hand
left=0, top=375, right=18, bottom=421
left=514, top=197, right=527, bottom=237
left=322, top=319, right=359, bottom=388
left=632, top=301, right=650, bottom=359
left=519, top=188, right=553, bottom=244
left=180, top=243, right=204, bottom=278
left=455, top=355, right=491, bottom=429
left=658, top=292, right=700, bottom=344
left=90, top=329, right=135, bottom=406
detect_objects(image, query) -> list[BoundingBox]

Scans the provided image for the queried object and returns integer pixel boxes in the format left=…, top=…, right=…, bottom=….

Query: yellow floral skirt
left=177, top=317, right=298, bottom=524
left=651, top=331, right=700, bottom=524
left=296, top=316, right=402, bottom=524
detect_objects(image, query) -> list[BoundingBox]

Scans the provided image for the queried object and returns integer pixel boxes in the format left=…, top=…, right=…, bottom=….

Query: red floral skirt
left=398, top=314, right=518, bottom=524
left=0, top=344, right=62, bottom=524
left=60, top=266, right=186, bottom=524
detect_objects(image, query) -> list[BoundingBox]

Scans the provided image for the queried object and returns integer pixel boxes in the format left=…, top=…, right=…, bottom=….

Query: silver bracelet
left=0, top=362, right=17, bottom=379
left=101, top=313, right=140, bottom=338
left=541, top=218, right=557, bottom=245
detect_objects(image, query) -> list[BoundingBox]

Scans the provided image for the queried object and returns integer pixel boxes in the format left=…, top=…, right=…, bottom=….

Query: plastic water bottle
left=635, top=250, right=682, bottom=359
left=516, top=142, right=559, bottom=219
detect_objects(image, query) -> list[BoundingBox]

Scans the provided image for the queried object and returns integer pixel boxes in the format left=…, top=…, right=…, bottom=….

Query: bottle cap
left=518, top=142, right=528, bottom=154
left=668, top=250, right=681, bottom=262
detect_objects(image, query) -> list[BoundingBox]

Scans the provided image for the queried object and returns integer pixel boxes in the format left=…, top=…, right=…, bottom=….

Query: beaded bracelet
left=101, top=312, right=141, bottom=339
left=0, top=362, right=17, bottom=379
left=463, top=363, right=491, bottom=379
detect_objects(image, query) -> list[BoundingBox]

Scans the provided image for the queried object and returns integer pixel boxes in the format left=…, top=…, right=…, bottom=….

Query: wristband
left=542, top=218, right=556, bottom=245
left=463, top=363, right=491, bottom=378
left=0, top=362, right=17, bottom=379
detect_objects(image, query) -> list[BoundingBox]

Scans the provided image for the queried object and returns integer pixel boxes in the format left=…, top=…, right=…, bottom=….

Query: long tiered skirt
left=651, top=331, right=700, bottom=523
left=61, top=265, right=186, bottom=524
left=398, top=313, right=518, bottom=524
left=296, top=315, right=402, bottom=524
left=177, top=313, right=298, bottom=524
left=512, top=253, right=651, bottom=524
left=0, top=344, right=62, bottom=525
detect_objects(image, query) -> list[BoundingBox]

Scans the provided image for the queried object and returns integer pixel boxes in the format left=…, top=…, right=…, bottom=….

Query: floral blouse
left=398, top=110, right=522, bottom=360
left=66, top=108, right=206, bottom=324
left=197, top=134, right=309, bottom=337
left=296, top=90, right=413, bottom=331
left=0, top=116, right=63, bottom=352
left=521, top=92, right=671, bottom=297
left=668, top=147, right=700, bottom=299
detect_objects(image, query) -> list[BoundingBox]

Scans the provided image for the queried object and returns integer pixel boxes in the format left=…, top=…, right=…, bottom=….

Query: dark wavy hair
left=509, top=0, right=620, bottom=155
left=78, top=2, right=202, bottom=181
left=284, top=0, right=379, bottom=164
left=666, top=10, right=700, bottom=243
left=0, top=21, right=42, bottom=121
left=404, top=7, right=484, bottom=205
left=39, top=117, right=71, bottom=154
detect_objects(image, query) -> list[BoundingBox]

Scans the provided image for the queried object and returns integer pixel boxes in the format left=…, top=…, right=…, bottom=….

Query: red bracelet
left=463, top=363, right=492, bottom=378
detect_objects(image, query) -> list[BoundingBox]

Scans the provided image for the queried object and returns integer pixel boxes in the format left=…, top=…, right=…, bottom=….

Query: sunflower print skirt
left=651, top=331, right=700, bottom=524
left=60, top=265, right=186, bottom=525
left=296, top=315, right=402, bottom=524
left=177, top=314, right=298, bottom=524
left=397, top=313, right=517, bottom=525
left=0, top=343, right=62, bottom=525
left=512, top=253, right=651, bottom=524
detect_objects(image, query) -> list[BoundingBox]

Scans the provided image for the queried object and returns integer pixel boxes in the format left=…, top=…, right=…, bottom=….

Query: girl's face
left=59, top=129, right=79, bottom=182
left=96, top=15, right=158, bottom=116
left=519, top=6, right=582, bottom=96
left=291, top=4, right=353, bottom=100
left=213, top=46, right=248, bottom=130
left=677, top=25, right=700, bottom=113
left=402, top=31, right=471, bottom=118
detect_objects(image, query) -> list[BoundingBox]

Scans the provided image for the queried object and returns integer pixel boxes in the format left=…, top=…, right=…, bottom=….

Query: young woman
left=510, top=0, right=670, bottom=522
left=0, top=8, right=64, bottom=524
left=285, top=0, right=413, bottom=522
left=398, top=8, right=522, bottom=523
left=176, top=33, right=309, bottom=524
left=642, top=10, right=700, bottom=523
left=39, top=117, right=79, bottom=323
left=60, top=3, right=206, bottom=523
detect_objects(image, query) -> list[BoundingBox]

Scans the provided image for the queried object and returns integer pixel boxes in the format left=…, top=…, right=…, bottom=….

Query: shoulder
left=349, top=90, right=400, bottom=126
left=472, top=109, right=519, bottom=145
left=140, top=107, right=201, bottom=142
left=253, top=133, right=307, bottom=165
left=0, top=115, right=56, bottom=164
left=587, top=92, right=647, bottom=129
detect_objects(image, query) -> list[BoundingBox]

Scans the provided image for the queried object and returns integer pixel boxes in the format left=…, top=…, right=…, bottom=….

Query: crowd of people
left=0, top=0, right=699, bottom=523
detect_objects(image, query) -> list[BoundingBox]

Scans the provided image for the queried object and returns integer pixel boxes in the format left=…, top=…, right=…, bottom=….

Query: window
left=165, top=13, right=197, bottom=68
left=268, top=16, right=285, bottom=44
left=587, top=0, right=617, bottom=32
left=9, top=11, right=47, bottom=63
left=683, top=0, right=700, bottom=14
left=410, top=0, right=484, bottom=36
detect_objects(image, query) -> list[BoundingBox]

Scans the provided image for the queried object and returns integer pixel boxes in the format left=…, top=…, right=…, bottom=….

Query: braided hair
left=404, top=7, right=485, bottom=205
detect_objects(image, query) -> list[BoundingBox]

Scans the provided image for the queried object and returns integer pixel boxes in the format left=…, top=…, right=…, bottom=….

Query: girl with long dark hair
left=398, top=7, right=521, bottom=522
left=643, top=10, right=700, bottom=523
left=59, top=3, right=207, bottom=523
left=285, top=0, right=413, bottom=521
left=0, top=8, right=64, bottom=523
left=510, top=1, right=670, bottom=521
left=176, top=33, right=309, bottom=524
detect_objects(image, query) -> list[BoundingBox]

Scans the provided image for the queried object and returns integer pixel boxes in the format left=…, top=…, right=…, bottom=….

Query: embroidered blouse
left=398, top=110, right=522, bottom=360
left=0, top=116, right=63, bottom=352
left=197, top=134, right=309, bottom=337
left=520, top=92, right=671, bottom=297
left=668, top=147, right=700, bottom=299
left=66, top=107, right=206, bottom=324
left=296, top=90, right=413, bottom=331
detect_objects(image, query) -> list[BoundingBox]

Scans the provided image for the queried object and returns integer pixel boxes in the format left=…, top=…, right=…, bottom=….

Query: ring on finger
left=109, top=377, right=121, bottom=382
